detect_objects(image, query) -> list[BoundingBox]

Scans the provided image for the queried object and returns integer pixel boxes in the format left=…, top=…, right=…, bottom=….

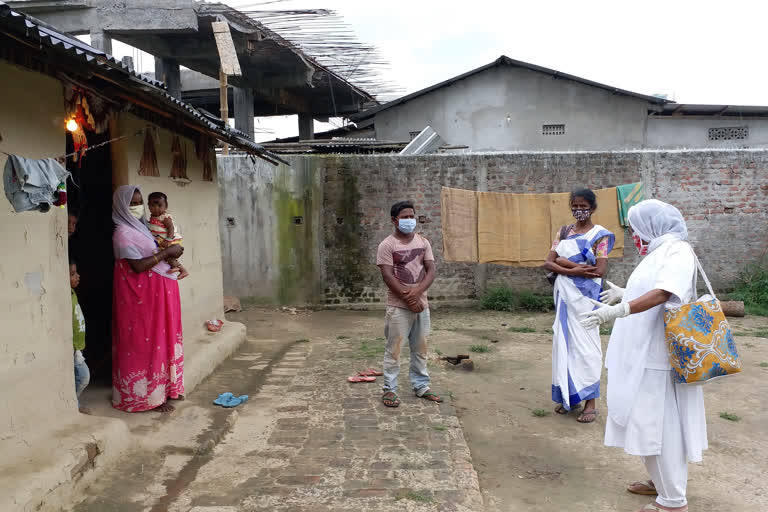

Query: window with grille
left=708, top=126, right=748, bottom=141
left=542, top=124, right=566, bottom=136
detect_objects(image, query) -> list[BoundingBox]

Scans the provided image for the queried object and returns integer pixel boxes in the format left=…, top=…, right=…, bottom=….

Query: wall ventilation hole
left=226, top=217, right=236, bottom=227
left=708, top=126, right=748, bottom=141
left=418, top=215, right=426, bottom=223
left=336, top=217, right=344, bottom=225
left=293, top=216, right=304, bottom=225
left=542, top=124, right=566, bottom=136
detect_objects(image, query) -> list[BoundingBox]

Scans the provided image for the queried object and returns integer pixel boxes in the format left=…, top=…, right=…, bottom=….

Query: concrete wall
left=0, top=61, right=77, bottom=448
left=647, top=118, right=768, bottom=148
left=218, top=156, right=323, bottom=305
left=374, top=65, right=650, bottom=151
left=219, top=150, right=768, bottom=307
left=111, top=113, right=225, bottom=340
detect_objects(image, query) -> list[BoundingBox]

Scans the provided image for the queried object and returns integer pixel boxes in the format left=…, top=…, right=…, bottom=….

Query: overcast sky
left=112, top=0, right=768, bottom=140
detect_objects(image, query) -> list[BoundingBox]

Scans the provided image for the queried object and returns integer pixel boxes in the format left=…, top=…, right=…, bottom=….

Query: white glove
left=599, top=281, right=625, bottom=305
left=580, top=299, right=630, bottom=329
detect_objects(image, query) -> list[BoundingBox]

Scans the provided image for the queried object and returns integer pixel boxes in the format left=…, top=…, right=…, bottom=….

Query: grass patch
left=435, top=348, right=443, bottom=356
left=752, top=329, right=768, bottom=338
left=759, top=362, right=768, bottom=368
left=731, top=257, right=768, bottom=317
left=396, top=492, right=434, bottom=503
left=296, top=338, right=310, bottom=343
left=360, top=340, right=385, bottom=358
left=719, top=412, right=741, bottom=422
left=481, top=286, right=554, bottom=313
left=432, top=425, right=447, bottom=431
left=336, top=335, right=349, bottom=340
left=532, top=408, right=550, bottom=417
left=544, top=328, right=554, bottom=334
left=470, top=344, right=490, bottom=353
left=508, top=326, right=536, bottom=333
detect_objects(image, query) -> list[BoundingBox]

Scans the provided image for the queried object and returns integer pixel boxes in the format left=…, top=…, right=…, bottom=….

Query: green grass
left=395, top=492, right=434, bottom=503
left=435, top=348, right=443, bottom=356
left=359, top=340, right=385, bottom=358
left=544, top=328, right=554, bottom=334
left=719, top=412, right=741, bottom=422
left=752, top=329, right=768, bottom=338
left=432, top=425, right=448, bottom=431
left=508, top=326, right=536, bottom=333
left=481, top=286, right=554, bottom=313
left=336, top=335, right=349, bottom=340
left=296, top=338, right=310, bottom=343
left=732, top=257, right=768, bottom=317
left=470, top=344, right=490, bottom=353
left=759, top=362, right=768, bottom=368
left=532, top=408, right=550, bottom=417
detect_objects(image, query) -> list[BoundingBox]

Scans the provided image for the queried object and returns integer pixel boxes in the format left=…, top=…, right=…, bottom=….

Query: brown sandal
left=576, top=409, right=598, bottom=423
left=628, top=480, right=657, bottom=496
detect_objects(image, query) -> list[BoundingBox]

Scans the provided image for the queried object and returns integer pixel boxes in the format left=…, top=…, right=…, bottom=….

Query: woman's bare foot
left=577, top=398, right=598, bottom=423
left=152, top=403, right=175, bottom=413
left=168, top=395, right=185, bottom=401
left=78, top=405, right=93, bottom=415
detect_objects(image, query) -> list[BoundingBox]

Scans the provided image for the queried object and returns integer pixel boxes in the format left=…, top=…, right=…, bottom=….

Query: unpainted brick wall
left=225, top=150, right=768, bottom=306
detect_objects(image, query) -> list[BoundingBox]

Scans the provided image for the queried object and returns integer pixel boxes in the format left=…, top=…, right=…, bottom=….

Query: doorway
left=66, top=130, right=114, bottom=385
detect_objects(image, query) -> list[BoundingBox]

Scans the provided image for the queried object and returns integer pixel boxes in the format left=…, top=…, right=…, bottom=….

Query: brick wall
left=221, top=150, right=768, bottom=306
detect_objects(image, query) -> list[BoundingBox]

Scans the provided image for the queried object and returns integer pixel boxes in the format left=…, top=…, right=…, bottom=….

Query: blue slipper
left=221, top=394, right=249, bottom=408
left=213, top=392, right=234, bottom=406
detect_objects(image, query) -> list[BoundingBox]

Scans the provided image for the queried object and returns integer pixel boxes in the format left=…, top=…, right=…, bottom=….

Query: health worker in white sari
left=543, top=188, right=615, bottom=424
left=581, top=199, right=706, bottom=512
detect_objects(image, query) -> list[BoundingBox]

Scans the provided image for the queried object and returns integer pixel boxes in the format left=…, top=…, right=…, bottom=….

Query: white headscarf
left=112, top=185, right=155, bottom=242
left=627, top=199, right=688, bottom=254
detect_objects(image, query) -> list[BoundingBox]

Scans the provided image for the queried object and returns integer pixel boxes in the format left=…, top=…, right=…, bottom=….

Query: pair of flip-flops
left=213, top=392, right=249, bottom=408
left=347, top=368, right=383, bottom=383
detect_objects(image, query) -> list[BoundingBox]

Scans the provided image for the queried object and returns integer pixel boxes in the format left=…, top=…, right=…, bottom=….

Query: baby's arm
left=162, top=216, right=175, bottom=239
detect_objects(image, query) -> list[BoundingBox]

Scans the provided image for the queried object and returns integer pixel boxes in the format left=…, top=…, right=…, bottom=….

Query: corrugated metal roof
left=0, top=1, right=284, bottom=164
left=350, top=55, right=670, bottom=122
left=656, top=103, right=768, bottom=117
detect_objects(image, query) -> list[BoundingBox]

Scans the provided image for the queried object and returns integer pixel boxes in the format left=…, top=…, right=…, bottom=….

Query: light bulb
left=66, top=119, right=78, bottom=132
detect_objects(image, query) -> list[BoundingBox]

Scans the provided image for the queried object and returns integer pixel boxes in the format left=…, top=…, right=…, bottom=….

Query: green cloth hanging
left=616, top=182, right=644, bottom=227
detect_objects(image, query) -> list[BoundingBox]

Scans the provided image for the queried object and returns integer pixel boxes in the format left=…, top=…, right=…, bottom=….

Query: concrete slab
left=0, top=320, right=247, bottom=512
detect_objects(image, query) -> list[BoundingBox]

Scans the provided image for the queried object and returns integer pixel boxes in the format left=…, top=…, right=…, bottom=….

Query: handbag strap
left=692, top=250, right=717, bottom=299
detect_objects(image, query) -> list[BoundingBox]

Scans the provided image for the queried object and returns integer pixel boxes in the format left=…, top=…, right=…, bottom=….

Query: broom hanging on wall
left=138, top=126, right=160, bottom=177
left=170, top=135, right=189, bottom=180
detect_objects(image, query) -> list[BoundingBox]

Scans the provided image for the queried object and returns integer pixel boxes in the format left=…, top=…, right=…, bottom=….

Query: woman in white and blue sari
left=543, top=189, right=615, bottom=423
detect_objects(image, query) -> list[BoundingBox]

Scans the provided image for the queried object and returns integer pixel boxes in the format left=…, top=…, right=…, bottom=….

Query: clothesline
left=0, top=130, right=144, bottom=161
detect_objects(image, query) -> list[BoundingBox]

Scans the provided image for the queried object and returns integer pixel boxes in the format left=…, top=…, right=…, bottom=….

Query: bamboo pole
left=220, top=67, right=229, bottom=155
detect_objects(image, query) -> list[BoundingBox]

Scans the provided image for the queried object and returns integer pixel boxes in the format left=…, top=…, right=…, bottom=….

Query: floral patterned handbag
left=664, top=253, right=742, bottom=384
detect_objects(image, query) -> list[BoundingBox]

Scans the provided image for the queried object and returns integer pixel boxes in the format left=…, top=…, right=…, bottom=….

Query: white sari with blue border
left=551, top=224, right=615, bottom=410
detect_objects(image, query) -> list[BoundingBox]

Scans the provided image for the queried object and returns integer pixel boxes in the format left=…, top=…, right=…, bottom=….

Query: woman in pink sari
left=112, top=185, right=187, bottom=413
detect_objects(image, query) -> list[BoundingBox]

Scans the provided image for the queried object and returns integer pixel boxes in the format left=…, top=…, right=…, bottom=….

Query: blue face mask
left=397, top=218, right=417, bottom=234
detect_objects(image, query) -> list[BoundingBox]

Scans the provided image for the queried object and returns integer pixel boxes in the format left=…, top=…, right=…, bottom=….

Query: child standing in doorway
left=376, top=200, right=441, bottom=408
left=147, top=192, right=184, bottom=273
left=70, top=260, right=91, bottom=414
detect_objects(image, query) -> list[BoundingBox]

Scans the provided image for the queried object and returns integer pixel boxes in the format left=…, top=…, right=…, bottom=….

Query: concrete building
left=0, top=5, right=277, bottom=508
left=350, top=56, right=768, bottom=151
left=6, top=0, right=376, bottom=140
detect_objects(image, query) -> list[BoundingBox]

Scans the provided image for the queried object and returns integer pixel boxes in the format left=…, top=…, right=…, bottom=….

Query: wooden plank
left=220, top=67, right=229, bottom=155
left=211, top=21, right=242, bottom=76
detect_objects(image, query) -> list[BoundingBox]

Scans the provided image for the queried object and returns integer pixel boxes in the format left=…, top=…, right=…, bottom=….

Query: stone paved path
left=171, top=336, right=483, bottom=512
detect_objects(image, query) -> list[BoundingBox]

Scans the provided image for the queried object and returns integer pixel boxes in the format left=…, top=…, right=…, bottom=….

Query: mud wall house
left=0, top=5, right=277, bottom=506
left=349, top=55, right=768, bottom=150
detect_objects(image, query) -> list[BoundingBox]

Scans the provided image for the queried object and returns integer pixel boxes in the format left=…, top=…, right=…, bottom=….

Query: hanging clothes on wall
left=616, top=182, right=644, bottom=227
left=3, top=155, right=70, bottom=213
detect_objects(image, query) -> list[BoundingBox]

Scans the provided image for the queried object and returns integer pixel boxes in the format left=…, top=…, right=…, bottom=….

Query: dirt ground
left=235, top=306, right=768, bottom=512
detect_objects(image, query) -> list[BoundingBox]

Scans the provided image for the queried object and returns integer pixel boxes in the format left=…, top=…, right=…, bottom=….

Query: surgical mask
left=397, top=218, right=417, bottom=234
left=129, top=205, right=145, bottom=220
left=572, top=208, right=591, bottom=222
left=632, top=233, right=649, bottom=256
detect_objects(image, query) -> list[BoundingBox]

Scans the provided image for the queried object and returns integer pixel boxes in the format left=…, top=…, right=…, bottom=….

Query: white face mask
left=129, top=205, right=145, bottom=219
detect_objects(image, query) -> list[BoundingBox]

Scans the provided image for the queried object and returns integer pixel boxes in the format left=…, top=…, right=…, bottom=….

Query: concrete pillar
left=298, top=113, right=314, bottom=141
left=154, top=57, right=182, bottom=98
left=233, top=87, right=255, bottom=140
left=90, top=30, right=112, bottom=55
